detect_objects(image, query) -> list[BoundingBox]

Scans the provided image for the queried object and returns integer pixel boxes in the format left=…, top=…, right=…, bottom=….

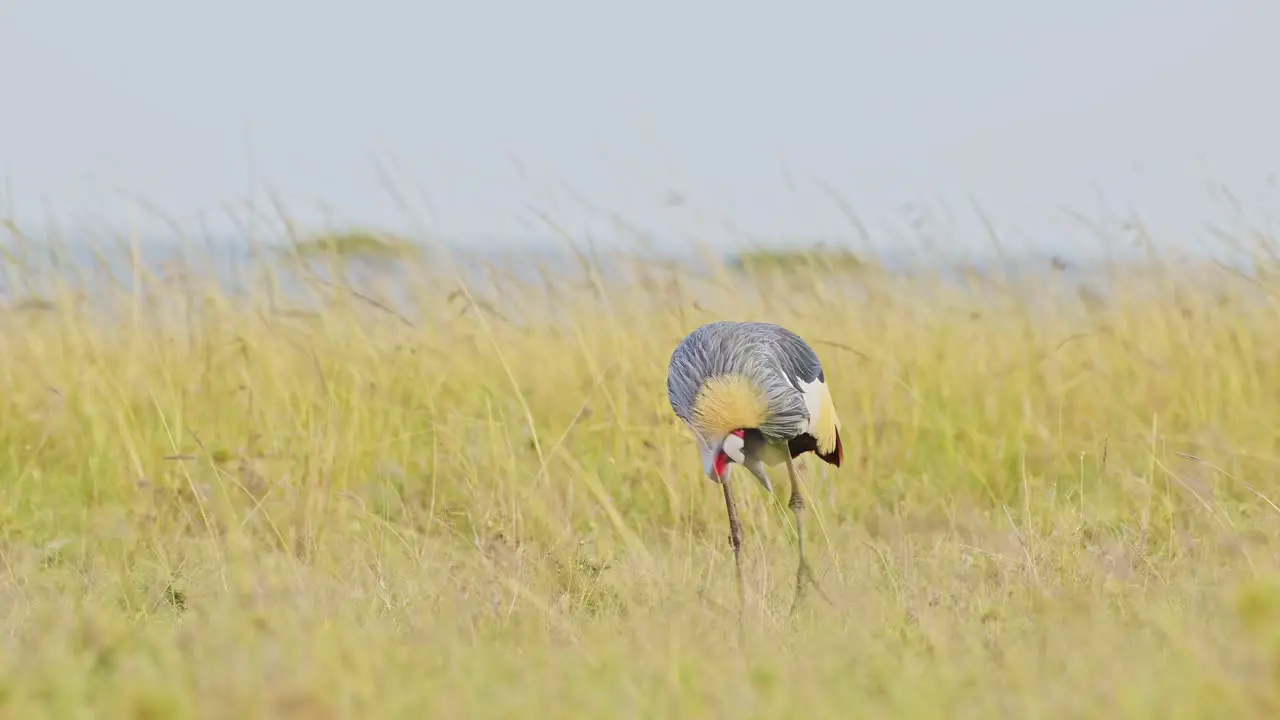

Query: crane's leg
left=785, top=454, right=832, bottom=613
left=720, top=472, right=746, bottom=612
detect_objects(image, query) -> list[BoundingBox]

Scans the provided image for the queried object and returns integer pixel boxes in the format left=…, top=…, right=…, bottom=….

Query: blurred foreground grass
left=3, top=225, right=1280, bottom=718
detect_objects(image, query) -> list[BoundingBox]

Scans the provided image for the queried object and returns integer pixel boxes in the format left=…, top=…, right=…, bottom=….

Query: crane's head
left=688, top=374, right=774, bottom=492
left=702, top=428, right=745, bottom=480
left=696, top=428, right=773, bottom=492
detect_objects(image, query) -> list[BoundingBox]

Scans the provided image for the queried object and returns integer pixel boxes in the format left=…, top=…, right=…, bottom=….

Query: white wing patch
left=796, top=377, right=826, bottom=433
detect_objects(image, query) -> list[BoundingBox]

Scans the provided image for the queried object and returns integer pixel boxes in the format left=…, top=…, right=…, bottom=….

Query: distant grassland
left=3, top=220, right=1280, bottom=718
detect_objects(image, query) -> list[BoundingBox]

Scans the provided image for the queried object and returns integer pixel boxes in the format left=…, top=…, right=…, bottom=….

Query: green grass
left=726, top=245, right=872, bottom=275
left=2, top=226, right=1280, bottom=718
left=285, top=229, right=423, bottom=260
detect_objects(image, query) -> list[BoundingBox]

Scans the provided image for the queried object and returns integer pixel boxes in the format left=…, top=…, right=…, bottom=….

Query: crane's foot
left=791, top=558, right=834, bottom=615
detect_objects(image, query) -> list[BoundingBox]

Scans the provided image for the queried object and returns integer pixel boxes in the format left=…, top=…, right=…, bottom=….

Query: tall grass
left=2, top=212, right=1280, bottom=718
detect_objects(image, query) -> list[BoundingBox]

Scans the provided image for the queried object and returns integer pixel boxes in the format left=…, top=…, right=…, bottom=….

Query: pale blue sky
left=2, top=1, right=1279, bottom=256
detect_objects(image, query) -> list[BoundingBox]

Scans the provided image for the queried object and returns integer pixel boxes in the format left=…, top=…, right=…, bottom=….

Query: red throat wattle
left=713, top=429, right=746, bottom=479
left=713, top=452, right=730, bottom=478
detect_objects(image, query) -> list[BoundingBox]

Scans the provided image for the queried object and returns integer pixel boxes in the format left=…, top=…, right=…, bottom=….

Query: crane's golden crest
left=691, top=374, right=769, bottom=437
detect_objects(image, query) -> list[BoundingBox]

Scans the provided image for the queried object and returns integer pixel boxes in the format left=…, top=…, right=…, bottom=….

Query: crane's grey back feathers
left=667, top=321, right=829, bottom=444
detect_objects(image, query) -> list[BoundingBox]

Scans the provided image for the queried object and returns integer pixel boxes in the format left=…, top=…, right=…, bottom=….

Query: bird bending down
left=667, top=320, right=843, bottom=612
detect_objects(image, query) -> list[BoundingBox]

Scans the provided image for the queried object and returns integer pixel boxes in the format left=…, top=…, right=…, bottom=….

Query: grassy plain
left=2, top=220, right=1280, bottom=718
